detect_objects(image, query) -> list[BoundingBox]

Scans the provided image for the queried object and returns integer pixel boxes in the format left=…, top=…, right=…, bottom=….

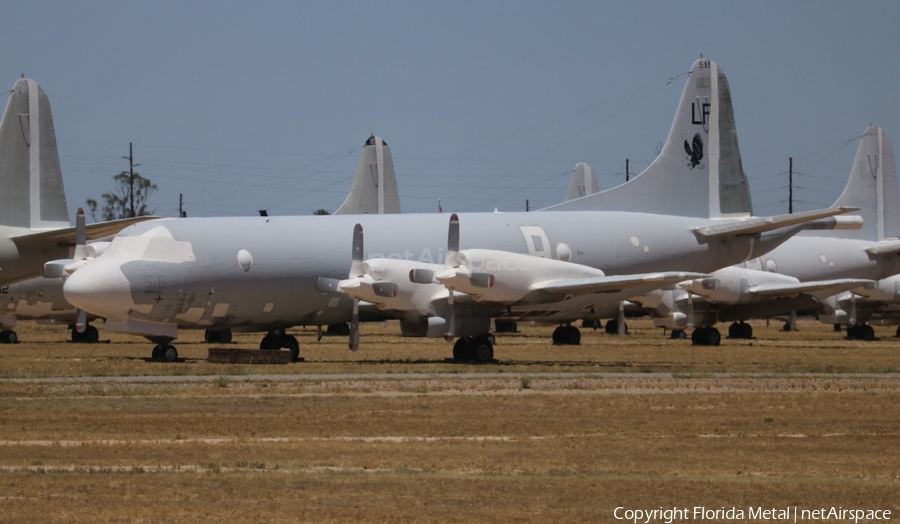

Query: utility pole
left=789, top=157, right=793, bottom=214
left=178, top=193, right=184, bottom=218
left=122, top=142, right=140, bottom=218
left=526, top=199, right=530, bottom=212
left=625, top=159, right=630, bottom=182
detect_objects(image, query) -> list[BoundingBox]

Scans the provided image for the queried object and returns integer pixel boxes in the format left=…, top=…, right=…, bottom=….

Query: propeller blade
left=372, top=282, right=398, bottom=298
left=444, top=290, right=455, bottom=342
left=314, top=277, right=342, bottom=294
left=75, top=309, right=87, bottom=334
left=349, top=223, right=364, bottom=278
left=446, top=214, right=459, bottom=267
left=73, top=208, right=89, bottom=261
left=686, top=292, right=694, bottom=330
left=409, top=268, right=436, bottom=284
left=349, top=298, right=360, bottom=351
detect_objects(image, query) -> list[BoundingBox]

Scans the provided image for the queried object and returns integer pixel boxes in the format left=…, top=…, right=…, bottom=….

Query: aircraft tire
left=565, top=326, right=581, bottom=345
left=494, top=320, right=517, bottom=333
left=284, top=335, right=300, bottom=362
left=452, top=337, right=471, bottom=361
left=163, top=345, right=178, bottom=362
left=83, top=326, right=99, bottom=344
left=847, top=325, right=861, bottom=340
left=151, top=345, right=163, bottom=361
left=670, top=329, right=686, bottom=340
left=604, top=320, right=617, bottom=335
left=4, top=330, right=17, bottom=344
left=705, top=327, right=721, bottom=346
left=896, top=325, right=900, bottom=338
left=691, top=327, right=705, bottom=345
left=728, top=323, right=740, bottom=338
left=472, top=337, right=494, bottom=363
left=741, top=323, right=753, bottom=339
left=259, top=334, right=279, bottom=350
left=862, top=325, right=875, bottom=341
left=551, top=327, right=564, bottom=345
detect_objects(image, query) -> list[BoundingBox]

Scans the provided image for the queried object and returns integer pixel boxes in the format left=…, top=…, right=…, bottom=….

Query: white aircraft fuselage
left=63, top=210, right=804, bottom=340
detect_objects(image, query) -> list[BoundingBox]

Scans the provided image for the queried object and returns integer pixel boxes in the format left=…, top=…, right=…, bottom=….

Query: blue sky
left=3, top=1, right=899, bottom=220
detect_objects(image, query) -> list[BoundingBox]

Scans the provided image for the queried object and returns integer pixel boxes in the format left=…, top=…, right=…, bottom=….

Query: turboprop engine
left=433, top=248, right=607, bottom=304
left=854, top=277, right=900, bottom=302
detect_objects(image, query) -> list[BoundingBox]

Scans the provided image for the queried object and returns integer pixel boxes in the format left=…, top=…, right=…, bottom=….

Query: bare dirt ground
left=0, top=319, right=898, bottom=522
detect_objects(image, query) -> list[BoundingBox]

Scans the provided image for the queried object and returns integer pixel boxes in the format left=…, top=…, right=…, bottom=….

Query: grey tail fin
left=0, top=78, right=69, bottom=229
left=814, top=126, right=900, bottom=241
left=544, top=57, right=753, bottom=218
left=564, top=163, right=599, bottom=201
left=334, top=134, right=401, bottom=215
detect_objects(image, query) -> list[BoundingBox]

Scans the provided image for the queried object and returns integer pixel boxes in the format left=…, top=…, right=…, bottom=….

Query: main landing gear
left=204, top=328, right=233, bottom=344
left=452, top=334, right=495, bottom=363
left=260, top=330, right=301, bottom=362
left=846, top=324, right=875, bottom=341
left=151, top=343, right=179, bottom=362
left=71, top=324, right=100, bottom=343
left=670, top=329, right=686, bottom=339
left=691, top=326, right=721, bottom=346
left=604, top=319, right=628, bottom=335
left=0, top=329, right=17, bottom=344
left=552, top=325, right=581, bottom=345
left=727, top=322, right=753, bottom=339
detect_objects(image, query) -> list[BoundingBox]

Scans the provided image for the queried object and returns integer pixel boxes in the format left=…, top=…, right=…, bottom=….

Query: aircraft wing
left=750, top=278, right=872, bottom=299
left=693, top=207, right=857, bottom=239
left=11, top=216, right=158, bottom=247
left=538, top=272, right=707, bottom=296
left=865, top=241, right=900, bottom=256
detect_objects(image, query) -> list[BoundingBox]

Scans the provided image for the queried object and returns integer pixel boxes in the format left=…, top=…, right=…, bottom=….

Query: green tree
left=86, top=171, right=158, bottom=221
left=313, top=208, right=331, bottom=215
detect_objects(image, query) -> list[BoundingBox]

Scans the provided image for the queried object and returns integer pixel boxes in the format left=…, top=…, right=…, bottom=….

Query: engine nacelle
left=441, top=248, right=605, bottom=304
left=353, top=259, right=445, bottom=315
left=855, top=277, right=900, bottom=302
left=681, top=266, right=801, bottom=305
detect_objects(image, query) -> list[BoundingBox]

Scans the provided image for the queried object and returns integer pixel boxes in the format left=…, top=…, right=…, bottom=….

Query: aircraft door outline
left=519, top=226, right=550, bottom=258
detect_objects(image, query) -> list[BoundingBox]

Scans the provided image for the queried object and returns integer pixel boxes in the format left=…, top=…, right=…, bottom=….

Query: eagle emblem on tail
left=684, top=133, right=704, bottom=168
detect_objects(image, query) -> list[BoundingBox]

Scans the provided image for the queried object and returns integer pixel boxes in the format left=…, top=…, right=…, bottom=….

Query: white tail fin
left=814, top=126, right=900, bottom=241
left=0, top=78, right=69, bottom=229
left=545, top=58, right=752, bottom=218
left=564, top=163, right=599, bottom=201
left=334, top=135, right=401, bottom=215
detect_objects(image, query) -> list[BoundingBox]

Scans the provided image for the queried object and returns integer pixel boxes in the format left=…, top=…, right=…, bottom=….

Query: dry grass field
left=0, top=319, right=898, bottom=522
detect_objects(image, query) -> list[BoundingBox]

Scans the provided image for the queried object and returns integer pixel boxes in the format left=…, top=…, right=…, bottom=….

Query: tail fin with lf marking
left=545, top=57, right=753, bottom=218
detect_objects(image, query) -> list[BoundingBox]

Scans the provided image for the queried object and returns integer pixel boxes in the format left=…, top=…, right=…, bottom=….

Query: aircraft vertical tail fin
left=544, top=57, right=753, bottom=218
left=334, top=134, right=401, bottom=215
left=0, top=78, right=70, bottom=229
left=814, top=126, right=900, bottom=241
left=564, top=163, right=599, bottom=201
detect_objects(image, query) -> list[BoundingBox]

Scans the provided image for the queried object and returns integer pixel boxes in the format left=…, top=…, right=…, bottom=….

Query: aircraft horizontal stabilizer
left=12, top=216, right=158, bottom=247
left=865, top=241, right=900, bottom=256
left=539, top=272, right=708, bottom=296
left=693, top=207, right=857, bottom=239
left=750, top=278, right=872, bottom=299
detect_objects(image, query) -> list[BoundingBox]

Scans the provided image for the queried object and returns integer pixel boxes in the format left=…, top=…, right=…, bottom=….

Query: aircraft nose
left=63, top=258, right=134, bottom=321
